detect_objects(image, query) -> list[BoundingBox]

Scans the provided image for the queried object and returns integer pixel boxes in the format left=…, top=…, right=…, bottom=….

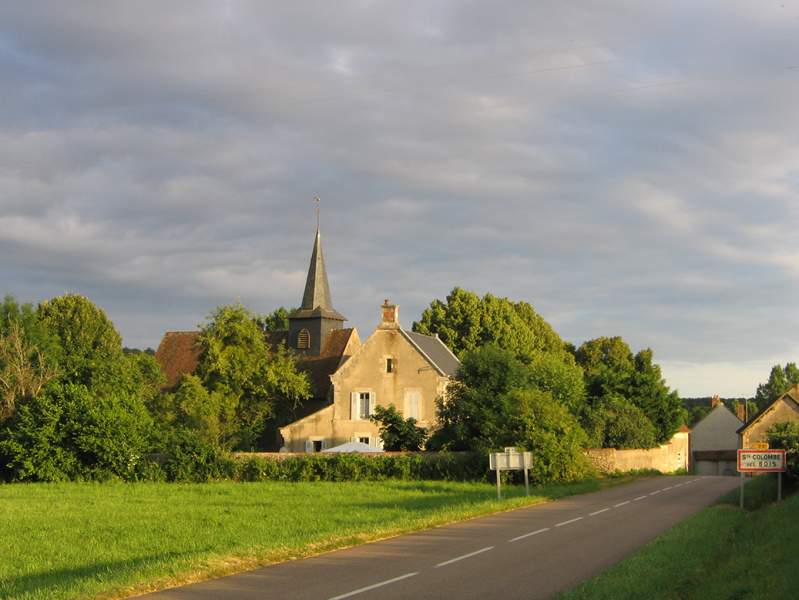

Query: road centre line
left=614, top=500, right=630, bottom=507
left=673, top=483, right=683, bottom=487
left=589, top=508, right=610, bottom=516
left=435, top=546, right=494, bottom=568
left=328, top=572, right=419, bottom=600
left=633, top=495, right=647, bottom=501
left=663, top=486, right=673, bottom=490
left=555, top=517, right=583, bottom=527
left=649, top=490, right=661, bottom=495
left=510, top=527, right=550, bottom=542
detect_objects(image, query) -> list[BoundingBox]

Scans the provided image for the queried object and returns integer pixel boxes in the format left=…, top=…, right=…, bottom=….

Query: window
left=312, top=440, right=323, bottom=453
left=386, top=357, right=395, bottom=373
left=359, top=392, right=371, bottom=420
left=358, top=436, right=370, bottom=445
left=404, top=390, right=421, bottom=420
left=297, top=329, right=311, bottom=349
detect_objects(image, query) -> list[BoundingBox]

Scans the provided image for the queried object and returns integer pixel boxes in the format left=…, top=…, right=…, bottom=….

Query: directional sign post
left=489, top=448, right=533, bottom=500
left=737, top=449, right=787, bottom=508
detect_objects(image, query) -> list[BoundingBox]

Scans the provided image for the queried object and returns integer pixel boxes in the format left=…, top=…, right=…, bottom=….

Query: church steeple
left=300, top=228, right=334, bottom=312
left=288, top=209, right=346, bottom=355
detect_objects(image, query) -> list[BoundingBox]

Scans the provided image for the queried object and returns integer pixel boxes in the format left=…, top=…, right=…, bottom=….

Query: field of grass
left=1, top=477, right=626, bottom=600
left=560, top=474, right=799, bottom=600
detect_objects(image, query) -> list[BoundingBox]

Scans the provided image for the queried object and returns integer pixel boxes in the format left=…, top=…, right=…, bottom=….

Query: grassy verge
left=560, top=474, right=799, bottom=600
left=1, top=476, right=631, bottom=600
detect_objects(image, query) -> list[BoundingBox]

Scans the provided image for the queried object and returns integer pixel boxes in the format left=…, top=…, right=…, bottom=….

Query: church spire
left=300, top=227, right=334, bottom=311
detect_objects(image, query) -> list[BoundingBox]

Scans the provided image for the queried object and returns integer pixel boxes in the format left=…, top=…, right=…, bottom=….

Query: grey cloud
left=1, top=1, right=798, bottom=394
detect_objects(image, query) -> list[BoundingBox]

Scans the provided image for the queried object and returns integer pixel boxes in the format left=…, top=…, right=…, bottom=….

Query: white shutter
left=351, top=392, right=359, bottom=420
left=369, top=391, right=376, bottom=416
left=321, top=439, right=327, bottom=450
left=304, top=440, right=313, bottom=453
left=351, top=436, right=357, bottom=443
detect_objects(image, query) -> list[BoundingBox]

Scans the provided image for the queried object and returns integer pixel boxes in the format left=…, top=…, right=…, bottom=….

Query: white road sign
left=737, top=449, right=786, bottom=472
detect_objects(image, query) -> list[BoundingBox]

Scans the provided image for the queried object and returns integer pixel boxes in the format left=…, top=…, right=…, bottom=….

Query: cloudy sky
left=1, top=1, right=798, bottom=397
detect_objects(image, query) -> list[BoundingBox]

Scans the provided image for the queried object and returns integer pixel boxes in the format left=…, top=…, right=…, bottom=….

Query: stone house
left=155, top=224, right=459, bottom=452
left=738, top=384, right=799, bottom=448
left=279, top=299, right=459, bottom=452
left=690, top=396, right=742, bottom=476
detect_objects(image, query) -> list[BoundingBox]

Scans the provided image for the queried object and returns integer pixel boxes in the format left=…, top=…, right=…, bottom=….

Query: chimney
left=711, top=395, right=721, bottom=409
left=379, top=299, right=400, bottom=329
left=736, top=402, right=746, bottom=422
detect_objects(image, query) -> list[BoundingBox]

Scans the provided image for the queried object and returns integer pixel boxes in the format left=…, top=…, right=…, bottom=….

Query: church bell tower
left=288, top=218, right=346, bottom=356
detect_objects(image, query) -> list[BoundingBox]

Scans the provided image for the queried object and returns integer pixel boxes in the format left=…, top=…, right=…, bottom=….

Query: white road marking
left=649, top=490, right=661, bottom=496
left=614, top=500, right=630, bottom=507
left=509, top=527, right=550, bottom=542
left=663, top=486, right=673, bottom=491
left=328, top=572, right=419, bottom=600
left=633, top=495, right=647, bottom=501
left=673, top=483, right=683, bottom=488
left=555, top=517, right=584, bottom=527
left=589, top=508, right=610, bottom=516
left=435, top=546, right=494, bottom=568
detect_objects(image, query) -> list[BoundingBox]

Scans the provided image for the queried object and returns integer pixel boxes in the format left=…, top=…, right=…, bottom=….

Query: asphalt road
left=141, top=475, right=740, bottom=600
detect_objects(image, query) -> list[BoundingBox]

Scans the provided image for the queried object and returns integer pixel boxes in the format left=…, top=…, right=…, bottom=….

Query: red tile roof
left=154, top=328, right=357, bottom=399
left=154, top=331, right=201, bottom=389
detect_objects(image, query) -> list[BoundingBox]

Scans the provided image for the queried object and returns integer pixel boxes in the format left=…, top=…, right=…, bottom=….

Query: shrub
left=234, top=452, right=488, bottom=483
left=767, top=421, right=799, bottom=479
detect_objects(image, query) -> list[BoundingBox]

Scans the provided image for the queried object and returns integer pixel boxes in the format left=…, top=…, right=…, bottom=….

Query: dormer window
left=298, top=329, right=311, bottom=349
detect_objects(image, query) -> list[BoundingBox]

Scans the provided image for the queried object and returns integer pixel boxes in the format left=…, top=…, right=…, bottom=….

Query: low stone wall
left=585, top=431, right=689, bottom=474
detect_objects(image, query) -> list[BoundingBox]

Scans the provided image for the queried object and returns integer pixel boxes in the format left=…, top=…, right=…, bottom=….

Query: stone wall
left=585, top=431, right=689, bottom=474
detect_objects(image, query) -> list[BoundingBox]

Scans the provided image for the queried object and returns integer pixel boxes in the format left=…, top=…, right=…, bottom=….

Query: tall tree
left=196, top=303, right=311, bottom=450
left=255, top=307, right=293, bottom=332
left=413, top=287, right=565, bottom=362
left=755, top=363, right=799, bottom=410
left=0, top=322, right=58, bottom=421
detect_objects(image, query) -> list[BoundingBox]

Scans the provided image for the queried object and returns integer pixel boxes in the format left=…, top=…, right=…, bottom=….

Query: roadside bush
left=161, top=429, right=237, bottom=482
left=235, top=451, right=488, bottom=483
left=767, top=421, right=799, bottom=480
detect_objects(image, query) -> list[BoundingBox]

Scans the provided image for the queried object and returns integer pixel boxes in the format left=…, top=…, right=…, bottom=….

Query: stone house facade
left=279, top=300, right=459, bottom=452
left=738, top=384, right=799, bottom=448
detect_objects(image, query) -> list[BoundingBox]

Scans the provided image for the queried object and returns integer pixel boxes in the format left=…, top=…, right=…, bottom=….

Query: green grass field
left=1, top=478, right=621, bottom=600
left=560, top=475, right=799, bottom=600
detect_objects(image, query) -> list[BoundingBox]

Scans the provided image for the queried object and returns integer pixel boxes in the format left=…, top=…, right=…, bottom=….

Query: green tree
left=0, top=294, right=158, bottom=481
left=575, top=336, right=635, bottom=401
left=413, top=287, right=565, bottom=362
left=583, top=394, right=658, bottom=449
left=0, top=322, right=58, bottom=421
left=196, top=303, right=311, bottom=450
left=370, top=405, right=428, bottom=451
left=767, top=421, right=799, bottom=479
left=254, top=307, right=293, bottom=332
left=428, top=346, right=591, bottom=481
left=755, top=363, right=799, bottom=410
left=37, top=294, right=126, bottom=391
left=626, top=349, right=685, bottom=443
left=575, top=338, right=681, bottom=444
left=0, top=382, right=152, bottom=481
left=508, top=388, right=592, bottom=482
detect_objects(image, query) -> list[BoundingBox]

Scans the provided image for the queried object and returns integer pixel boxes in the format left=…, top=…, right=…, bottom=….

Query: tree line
left=5, top=286, right=783, bottom=483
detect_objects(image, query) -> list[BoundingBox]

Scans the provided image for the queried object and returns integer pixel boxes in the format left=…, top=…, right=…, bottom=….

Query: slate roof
left=155, top=331, right=201, bottom=389
left=402, top=330, right=461, bottom=377
left=289, top=229, right=345, bottom=321
left=296, top=328, right=358, bottom=400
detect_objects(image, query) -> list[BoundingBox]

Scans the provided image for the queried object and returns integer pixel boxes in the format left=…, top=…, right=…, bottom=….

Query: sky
left=1, top=1, right=797, bottom=397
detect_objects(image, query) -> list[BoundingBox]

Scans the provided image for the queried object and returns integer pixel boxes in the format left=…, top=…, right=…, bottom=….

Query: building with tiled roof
left=155, top=220, right=459, bottom=452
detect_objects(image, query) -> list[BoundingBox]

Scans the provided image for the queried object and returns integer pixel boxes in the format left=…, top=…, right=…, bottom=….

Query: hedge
left=137, top=450, right=490, bottom=483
